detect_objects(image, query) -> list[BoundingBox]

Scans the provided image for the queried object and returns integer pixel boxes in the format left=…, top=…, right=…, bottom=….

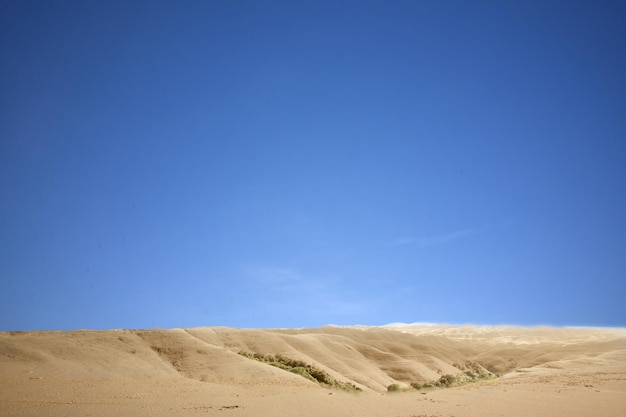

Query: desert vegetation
left=386, top=383, right=414, bottom=392
left=388, top=360, right=496, bottom=392
left=238, top=351, right=362, bottom=392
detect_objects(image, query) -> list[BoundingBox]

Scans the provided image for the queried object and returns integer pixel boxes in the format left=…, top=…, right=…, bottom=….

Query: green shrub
left=411, top=362, right=497, bottom=392
left=238, top=351, right=361, bottom=392
left=437, top=374, right=456, bottom=387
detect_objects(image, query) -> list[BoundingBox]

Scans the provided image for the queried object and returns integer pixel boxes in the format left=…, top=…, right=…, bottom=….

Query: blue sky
left=1, top=1, right=625, bottom=331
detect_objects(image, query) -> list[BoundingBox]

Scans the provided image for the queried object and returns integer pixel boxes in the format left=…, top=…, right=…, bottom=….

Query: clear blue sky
left=1, top=1, right=625, bottom=331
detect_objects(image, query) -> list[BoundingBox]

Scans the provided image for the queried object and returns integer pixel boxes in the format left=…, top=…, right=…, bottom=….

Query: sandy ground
left=1, top=324, right=625, bottom=417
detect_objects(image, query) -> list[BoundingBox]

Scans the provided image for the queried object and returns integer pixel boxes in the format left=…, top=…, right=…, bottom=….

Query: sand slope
left=1, top=325, right=625, bottom=416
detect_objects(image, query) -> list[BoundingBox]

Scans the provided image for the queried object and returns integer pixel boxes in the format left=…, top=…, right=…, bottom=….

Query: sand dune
left=1, top=325, right=625, bottom=416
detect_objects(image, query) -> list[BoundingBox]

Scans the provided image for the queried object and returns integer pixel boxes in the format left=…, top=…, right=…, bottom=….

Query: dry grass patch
left=411, top=361, right=497, bottom=390
left=238, top=352, right=362, bottom=392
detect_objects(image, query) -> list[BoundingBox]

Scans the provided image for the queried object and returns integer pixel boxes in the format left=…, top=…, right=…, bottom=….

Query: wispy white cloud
left=244, top=265, right=373, bottom=320
left=246, top=266, right=302, bottom=285
left=393, top=229, right=474, bottom=248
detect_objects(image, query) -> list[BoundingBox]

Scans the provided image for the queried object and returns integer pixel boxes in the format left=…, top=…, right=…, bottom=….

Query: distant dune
left=2, top=325, right=625, bottom=416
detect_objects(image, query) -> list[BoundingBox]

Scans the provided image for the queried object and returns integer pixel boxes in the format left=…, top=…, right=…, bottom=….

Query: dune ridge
left=1, top=324, right=625, bottom=416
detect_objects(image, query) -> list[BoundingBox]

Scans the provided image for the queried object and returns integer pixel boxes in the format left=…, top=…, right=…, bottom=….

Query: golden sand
left=2, top=324, right=625, bottom=416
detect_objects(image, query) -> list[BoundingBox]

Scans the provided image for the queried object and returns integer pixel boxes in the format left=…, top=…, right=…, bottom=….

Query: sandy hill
left=1, top=324, right=625, bottom=416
